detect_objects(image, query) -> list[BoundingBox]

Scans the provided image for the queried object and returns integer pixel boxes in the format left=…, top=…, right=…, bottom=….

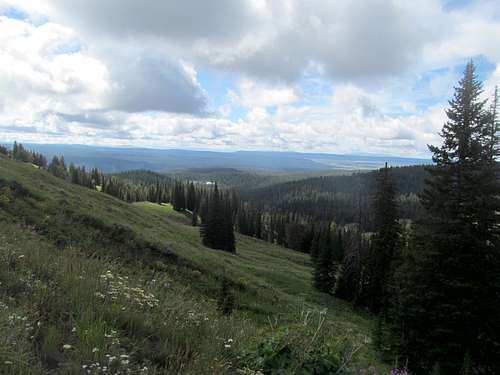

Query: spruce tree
left=394, top=62, right=500, bottom=374
left=368, top=163, right=401, bottom=315
left=201, top=184, right=236, bottom=252
left=186, top=182, right=196, bottom=211
left=171, top=181, right=186, bottom=211
left=313, top=229, right=335, bottom=293
left=221, top=197, right=236, bottom=252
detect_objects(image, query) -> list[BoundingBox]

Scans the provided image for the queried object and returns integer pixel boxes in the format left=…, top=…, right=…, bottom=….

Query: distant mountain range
left=3, top=143, right=431, bottom=173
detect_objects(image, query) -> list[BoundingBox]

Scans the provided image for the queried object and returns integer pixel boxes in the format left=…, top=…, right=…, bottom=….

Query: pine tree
left=335, top=229, right=370, bottom=304
left=368, top=163, right=401, bottom=315
left=200, top=184, right=236, bottom=252
left=310, top=226, right=322, bottom=263
left=221, top=197, right=236, bottom=252
left=0, top=145, right=9, bottom=156
left=394, top=62, right=500, bottom=374
left=12, top=141, right=18, bottom=159
left=171, top=181, right=186, bottom=211
left=313, top=228, right=335, bottom=293
left=186, top=182, right=196, bottom=211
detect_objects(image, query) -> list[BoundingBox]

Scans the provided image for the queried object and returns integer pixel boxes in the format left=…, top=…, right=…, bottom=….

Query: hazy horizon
left=1, top=140, right=433, bottom=160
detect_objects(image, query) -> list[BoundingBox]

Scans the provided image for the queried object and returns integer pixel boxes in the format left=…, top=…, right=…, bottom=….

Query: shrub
left=217, top=277, right=236, bottom=316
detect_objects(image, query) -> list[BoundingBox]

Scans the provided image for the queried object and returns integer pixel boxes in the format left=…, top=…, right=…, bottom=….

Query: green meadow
left=0, top=155, right=388, bottom=374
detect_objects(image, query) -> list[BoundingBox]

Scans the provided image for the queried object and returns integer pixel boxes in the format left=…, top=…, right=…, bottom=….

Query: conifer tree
left=186, top=182, right=196, bottom=211
left=0, top=145, right=8, bottom=156
left=221, top=196, right=236, bottom=252
left=368, top=163, right=401, bottom=315
left=394, top=62, right=500, bottom=374
left=171, top=181, right=186, bottom=211
left=313, top=228, right=336, bottom=293
left=200, top=184, right=236, bottom=252
left=335, top=230, right=369, bottom=304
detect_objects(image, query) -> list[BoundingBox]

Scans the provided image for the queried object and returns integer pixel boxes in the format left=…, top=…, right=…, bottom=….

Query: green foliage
left=201, top=183, right=236, bottom=252
left=392, top=62, right=500, bottom=374
left=171, top=180, right=186, bottom=211
left=242, top=310, right=360, bottom=375
left=241, top=166, right=427, bottom=234
left=367, top=165, right=401, bottom=314
left=313, top=228, right=337, bottom=294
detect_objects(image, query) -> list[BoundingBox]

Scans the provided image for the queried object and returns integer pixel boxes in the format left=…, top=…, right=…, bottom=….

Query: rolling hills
left=6, top=143, right=431, bottom=173
left=0, top=154, right=388, bottom=374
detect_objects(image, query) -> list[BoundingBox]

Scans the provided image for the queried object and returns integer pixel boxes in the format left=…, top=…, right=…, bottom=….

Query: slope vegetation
left=0, top=155, right=387, bottom=374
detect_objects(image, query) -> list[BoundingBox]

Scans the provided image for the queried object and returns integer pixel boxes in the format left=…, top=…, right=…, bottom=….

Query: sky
left=0, top=0, right=499, bottom=157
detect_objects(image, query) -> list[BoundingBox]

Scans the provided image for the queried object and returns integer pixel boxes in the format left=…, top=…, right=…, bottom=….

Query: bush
left=217, top=277, right=236, bottom=316
left=241, top=309, right=361, bottom=374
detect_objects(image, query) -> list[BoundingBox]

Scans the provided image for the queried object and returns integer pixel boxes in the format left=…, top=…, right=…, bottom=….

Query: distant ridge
left=1, top=143, right=431, bottom=173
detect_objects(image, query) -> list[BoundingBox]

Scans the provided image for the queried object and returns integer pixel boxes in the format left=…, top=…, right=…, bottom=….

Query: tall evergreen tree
left=221, top=196, right=236, bottom=252
left=200, top=184, right=236, bottom=252
left=313, top=228, right=334, bottom=293
left=335, top=229, right=370, bottom=304
left=394, top=62, right=500, bottom=374
left=186, top=182, right=196, bottom=211
left=313, top=228, right=344, bottom=294
left=171, top=181, right=186, bottom=211
left=368, top=163, right=401, bottom=315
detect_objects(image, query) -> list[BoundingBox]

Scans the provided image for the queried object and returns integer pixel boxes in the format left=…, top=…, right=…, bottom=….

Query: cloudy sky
left=0, top=0, right=499, bottom=157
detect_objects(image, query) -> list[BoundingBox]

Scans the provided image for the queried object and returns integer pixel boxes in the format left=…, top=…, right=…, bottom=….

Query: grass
left=0, top=155, right=389, bottom=374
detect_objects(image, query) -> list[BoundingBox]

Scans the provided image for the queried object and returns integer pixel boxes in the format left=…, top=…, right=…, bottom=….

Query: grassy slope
left=0, top=155, right=387, bottom=373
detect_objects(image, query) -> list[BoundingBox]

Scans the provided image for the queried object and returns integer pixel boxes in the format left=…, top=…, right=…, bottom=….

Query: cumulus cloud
left=103, top=50, right=209, bottom=114
left=0, top=0, right=499, bottom=157
left=229, top=78, right=298, bottom=108
left=15, top=0, right=443, bottom=82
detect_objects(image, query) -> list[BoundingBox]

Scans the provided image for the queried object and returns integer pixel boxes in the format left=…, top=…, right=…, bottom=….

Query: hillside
left=0, top=155, right=387, bottom=374
left=240, top=165, right=428, bottom=231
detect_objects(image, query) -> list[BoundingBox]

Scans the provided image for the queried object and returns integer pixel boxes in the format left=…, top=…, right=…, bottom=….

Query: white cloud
left=0, top=0, right=499, bottom=157
left=229, top=79, right=298, bottom=108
